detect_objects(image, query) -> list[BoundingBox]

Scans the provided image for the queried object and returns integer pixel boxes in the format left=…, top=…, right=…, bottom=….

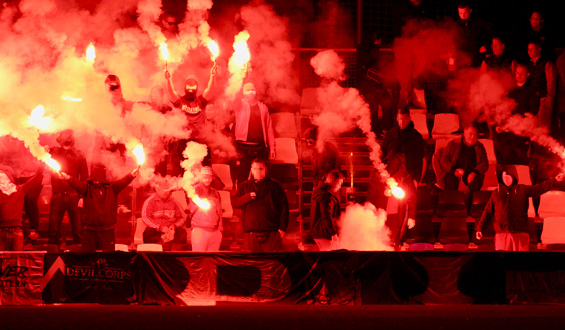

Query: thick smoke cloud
left=339, top=203, right=392, bottom=251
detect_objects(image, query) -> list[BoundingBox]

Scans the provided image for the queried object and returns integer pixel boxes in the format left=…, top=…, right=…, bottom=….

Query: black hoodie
left=381, top=121, right=425, bottom=182
left=477, top=165, right=562, bottom=234
left=310, top=182, right=341, bottom=240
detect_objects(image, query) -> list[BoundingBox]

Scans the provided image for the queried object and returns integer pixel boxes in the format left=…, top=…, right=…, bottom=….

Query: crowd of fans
left=1, top=2, right=565, bottom=253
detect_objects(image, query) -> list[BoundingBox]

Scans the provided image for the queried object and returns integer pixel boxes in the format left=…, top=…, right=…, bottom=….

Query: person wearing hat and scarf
left=476, top=165, right=565, bottom=251
left=61, top=164, right=138, bottom=252
left=165, top=64, right=217, bottom=173
left=48, top=129, right=88, bottom=249
left=0, top=164, right=43, bottom=251
left=141, top=179, right=187, bottom=249
left=188, top=166, right=223, bottom=252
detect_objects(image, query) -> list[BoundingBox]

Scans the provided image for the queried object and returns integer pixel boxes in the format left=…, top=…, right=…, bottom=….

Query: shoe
left=29, top=229, right=39, bottom=240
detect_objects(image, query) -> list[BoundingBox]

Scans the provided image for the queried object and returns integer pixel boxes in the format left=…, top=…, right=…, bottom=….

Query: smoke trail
left=226, top=30, right=250, bottom=98
left=179, top=141, right=208, bottom=200
left=339, top=203, right=393, bottom=251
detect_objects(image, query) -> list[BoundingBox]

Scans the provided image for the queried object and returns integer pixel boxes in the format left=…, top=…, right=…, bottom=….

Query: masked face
left=243, top=83, right=257, bottom=102
left=251, top=162, right=266, bottom=181
left=185, top=84, right=198, bottom=101
left=502, top=172, right=514, bottom=187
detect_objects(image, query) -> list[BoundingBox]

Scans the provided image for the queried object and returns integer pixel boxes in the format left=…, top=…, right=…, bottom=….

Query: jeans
left=48, top=193, right=82, bottom=245
left=0, top=227, right=24, bottom=251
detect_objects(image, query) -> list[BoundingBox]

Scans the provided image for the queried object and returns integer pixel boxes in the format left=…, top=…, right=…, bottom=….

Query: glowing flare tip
left=45, top=158, right=61, bottom=173
left=207, top=40, right=220, bottom=60
left=132, top=145, right=146, bottom=165
left=391, top=186, right=405, bottom=199
left=159, top=43, right=169, bottom=61
left=193, top=196, right=211, bottom=210
left=86, top=43, right=96, bottom=62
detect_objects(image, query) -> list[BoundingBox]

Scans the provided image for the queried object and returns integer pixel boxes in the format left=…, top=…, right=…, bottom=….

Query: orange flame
left=207, top=40, right=219, bottom=61
left=86, top=43, right=96, bottom=62
left=193, top=196, right=211, bottom=210
left=45, top=157, right=61, bottom=173
left=232, top=31, right=250, bottom=68
left=159, top=43, right=169, bottom=62
left=132, top=144, right=145, bottom=165
left=28, top=105, right=51, bottom=130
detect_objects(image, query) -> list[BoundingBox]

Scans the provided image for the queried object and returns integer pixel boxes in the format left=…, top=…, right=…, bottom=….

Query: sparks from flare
left=391, top=186, right=405, bottom=199
left=85, top=43, right=96, bottom=62
left=233, top=30, right=251, bottom=69
left=28, top=105, right=51, bottom=130
left=132, top=144, right=146, bottom=165
left=193, top=196, right=211, bottom=210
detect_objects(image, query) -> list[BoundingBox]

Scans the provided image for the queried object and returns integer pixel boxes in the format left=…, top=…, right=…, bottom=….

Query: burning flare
left=193, top=196, right=211, bottom=210
left=132, top=144, right=146, bottom=165
left=391, top=186, right=405, bottom=199
left=28, top=105, right=51, bottom=130
left=86, top=43, right=96, bottom=62
left=159, top=43, right=169, bottom=61
left=44, top=157, right=61, bottom=173
left=207, top=40, right=219, bottom=61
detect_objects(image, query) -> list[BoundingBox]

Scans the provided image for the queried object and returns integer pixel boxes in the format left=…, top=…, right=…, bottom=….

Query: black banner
left=43, top=252, right=136, bottom=304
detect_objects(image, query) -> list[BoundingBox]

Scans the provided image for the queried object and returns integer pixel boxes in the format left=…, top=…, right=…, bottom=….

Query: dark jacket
left=381, top=121, right=425, bottom=182
left=477, top=165, right=562, bottom=234
left=310, top=182, right=341, bottom=240
left=232, top=177, right=289, bottom=233
left=0, top=167, right=43, bottom=228
left=434, top=138, right=489, bottom=189
left=68, top=174, right=135, bottom=231
left=50, top=146, right=89, bottom=194
left=508, top=82, right=540, bottom=116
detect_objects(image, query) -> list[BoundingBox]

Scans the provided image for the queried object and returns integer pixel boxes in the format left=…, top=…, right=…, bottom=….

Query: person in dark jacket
left=475, top=165, right=565, bottom=251
left=432, top=124, right=488, bottom=216
left=62, top=164, right=138, bottom=252
left=48, top=130, right=89, bottom=248
left=310, top=170, right=343, bottom=251
left=232, top=158, right=289, bottom=252
left=0, top=164, right=43, bottom=251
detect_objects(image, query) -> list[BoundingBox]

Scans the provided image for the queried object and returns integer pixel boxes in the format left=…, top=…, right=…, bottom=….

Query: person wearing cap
left=61, top=164, right=138, bottom=252
left=141, top=179, right=187, bottom=248
left=476, top=165, right=565, bottom=251
left=48, top=129, right=89, bottom=250
left=0, top=164, right=44, bottom=251
left=188, top=166, right=223, bottom=252
left=165, top=64, right=217, bottom=173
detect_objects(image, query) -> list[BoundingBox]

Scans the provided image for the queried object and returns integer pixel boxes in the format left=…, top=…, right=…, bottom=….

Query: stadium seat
left=412, top=88, right=427, bottom=109
left=541, top=217, right=565, bottom=250
left=482, top=165, right=499, bottom=190
left=136, top=244, right=163, bottom=252
left=436, top=190, right=467, bottom=218
left=514, top=165, right=532, bottom=185
left=478, top=139, right=497, bottom=165
left=470, top=190, right=493, bottom=218
left=115, top=244, right=129, bottom=252
left=431, top=113, right=459, bottom=139
left=438, top=216, right=469, bottom=251
left=528, top=190, right=565, bottom=218
left=300, top=88, right=322, bottom=115
left=212, top=164, right=233, bottom=191
left=134, top=218, right=146, bottom=245
left=273, top=137, right=299, bottom=164
left=271, top=112, right=298, bottom=138
left=405, top=213, right=436, bottom=250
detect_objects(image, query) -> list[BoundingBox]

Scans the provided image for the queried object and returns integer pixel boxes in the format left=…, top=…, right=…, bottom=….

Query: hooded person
left=0, top=164, right=44, bottom=251
left=475, top=165, right=565, bottom=251
left=61, top=164, right=138, bottom=252
left=164, top=65, right=217, bottom=173
left=188, top=166, right=223, bottom=252
left=310, top=169, right=343, bottom=251
left=48, top=129, right=89, bottom=249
